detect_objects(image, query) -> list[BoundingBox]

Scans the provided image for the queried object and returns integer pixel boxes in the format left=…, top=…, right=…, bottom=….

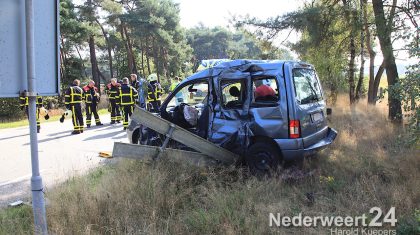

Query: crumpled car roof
left=183, top=59, right=305, bottom=84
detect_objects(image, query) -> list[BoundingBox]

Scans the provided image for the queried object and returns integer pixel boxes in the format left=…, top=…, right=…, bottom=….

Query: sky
left=174, top=0, right=415, bottom=67
left=174, top=0, right=304, bottom=29
left=72, top=0, right=416, bottom=70
left=174, top=0, right=304, bottom=47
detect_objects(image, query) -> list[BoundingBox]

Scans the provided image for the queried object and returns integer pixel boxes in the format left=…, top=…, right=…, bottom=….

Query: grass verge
left=1, top=96, right=419, bottom=234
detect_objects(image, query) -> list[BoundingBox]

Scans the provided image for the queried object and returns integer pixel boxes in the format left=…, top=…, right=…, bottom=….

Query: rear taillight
left=289, top=120, right=300, bottom=139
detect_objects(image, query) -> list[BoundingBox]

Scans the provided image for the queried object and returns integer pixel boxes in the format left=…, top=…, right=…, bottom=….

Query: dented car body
left=126, top=60, right=337, bottom=172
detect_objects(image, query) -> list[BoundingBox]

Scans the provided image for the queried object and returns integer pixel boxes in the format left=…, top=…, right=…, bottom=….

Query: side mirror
left=326, top=108, right=332, bottom=116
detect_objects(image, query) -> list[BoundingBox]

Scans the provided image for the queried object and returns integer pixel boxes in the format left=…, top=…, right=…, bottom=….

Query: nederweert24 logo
left=269, top=207, right=397, bottom=234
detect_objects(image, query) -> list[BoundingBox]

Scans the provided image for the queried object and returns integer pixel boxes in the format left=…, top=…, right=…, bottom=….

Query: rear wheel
left=246, top=142, right=281, bottom=175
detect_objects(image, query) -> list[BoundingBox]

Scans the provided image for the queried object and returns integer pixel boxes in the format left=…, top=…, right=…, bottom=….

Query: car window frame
left=219, top=79, right=247, bottom=110
left=250, top=75, right=280, bottom=108
left=163, top=79, right=209, bottom=113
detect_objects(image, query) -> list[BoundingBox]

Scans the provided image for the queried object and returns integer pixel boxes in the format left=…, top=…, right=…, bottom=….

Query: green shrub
left=0, top=98, right=25, bottom=121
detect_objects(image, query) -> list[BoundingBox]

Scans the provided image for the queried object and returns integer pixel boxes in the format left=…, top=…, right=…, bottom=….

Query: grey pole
left=25, top=0, right=48, bottom=234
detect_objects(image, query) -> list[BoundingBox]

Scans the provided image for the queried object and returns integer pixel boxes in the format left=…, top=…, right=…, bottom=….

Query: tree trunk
left=355, top=0, right=365, bottom=100
left=75, top=45, right=88, bottom=78
left=342, top=0, right=356, bottom=104
left=113, top=48, right=119, bottom=78
left=123, top=25, right=138, bottom=74
left=59, top=48, right=67, bottom=84
left=161, top=47, right=168, bottom=80
left=372, top=0, right=402, bottom=122
left=140, top=41, right=145, bottom=76
left=89, top=35, right=100, bottom=86
left=153, top=38, right=160, bottom=83
left=363, top=0, right=377, bottom=104
left=146, top=53, right=151, bottom=75
left=96, top=19, right=113, bottom=78
left=348, top=36, right=356, bottom=104
left=372, top=61, right=385, bottom=102
left=120, top=24, right=134, bottom=74
left=60, top=37, right=68, bottom=84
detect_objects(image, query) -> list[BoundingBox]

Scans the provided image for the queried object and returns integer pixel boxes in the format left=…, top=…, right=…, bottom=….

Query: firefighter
left=106, top=78, right=122, bottom=124
left=64, top=79, right=84, bottom=135
left=83, top=80, right=103, bottom=128
left=119, top=77, right=138, bottom=130
left=130, top=74, right=140, bottom=90
left=146, top=73, right=163, bottom=112
left=19, top=91, right=44, bottom=133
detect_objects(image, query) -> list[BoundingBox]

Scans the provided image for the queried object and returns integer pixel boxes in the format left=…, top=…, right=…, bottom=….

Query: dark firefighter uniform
left=64, top=84, right=84, bottom=134
left=19, top=93, right=43, bottom=133
left=131, top=78, right=139, bottom=91
left=106, top=82, right=122, bottom=124
left=119, top=84, right=138, bottom=130
left=147, top=81, right=163, bottom=112
left=83, top=85, right=103, bottom=127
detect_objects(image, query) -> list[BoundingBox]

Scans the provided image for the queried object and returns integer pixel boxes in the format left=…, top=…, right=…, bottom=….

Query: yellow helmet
left=147, top=73, right=158, bottom=82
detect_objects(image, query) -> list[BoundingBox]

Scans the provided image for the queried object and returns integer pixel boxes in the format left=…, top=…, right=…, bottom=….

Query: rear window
left=292, top=69, right=323, bottom=105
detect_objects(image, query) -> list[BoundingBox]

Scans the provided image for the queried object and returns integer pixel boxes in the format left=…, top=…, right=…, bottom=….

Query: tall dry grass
left=1, top=95, right=419, bottom=234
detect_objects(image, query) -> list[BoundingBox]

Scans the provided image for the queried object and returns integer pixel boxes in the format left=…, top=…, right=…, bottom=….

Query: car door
left=248, top=70, right=289, bottom=140
left=208, top=72, right=252, bottom=154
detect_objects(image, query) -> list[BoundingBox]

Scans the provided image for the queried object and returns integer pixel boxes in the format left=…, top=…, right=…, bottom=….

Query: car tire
left=246, top=142, right=281, bottom=176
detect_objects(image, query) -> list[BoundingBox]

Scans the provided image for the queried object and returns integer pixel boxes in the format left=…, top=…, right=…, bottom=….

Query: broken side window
left=251, top=77, right=279, bottom=105
left=166, top=81, right=208, bottom=110
left=221, top=80, right=246, bottom=109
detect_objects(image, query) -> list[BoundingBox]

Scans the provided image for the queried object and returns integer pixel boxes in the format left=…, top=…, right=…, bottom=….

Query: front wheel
left=245, top=142, right=281, bottom=176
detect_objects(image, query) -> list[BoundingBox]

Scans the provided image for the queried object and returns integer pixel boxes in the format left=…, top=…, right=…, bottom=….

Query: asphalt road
left=0, top=114, right=128, bottom=208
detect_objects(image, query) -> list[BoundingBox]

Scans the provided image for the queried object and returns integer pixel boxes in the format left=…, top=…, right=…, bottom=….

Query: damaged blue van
left=128, top=59, right=337, bottom=174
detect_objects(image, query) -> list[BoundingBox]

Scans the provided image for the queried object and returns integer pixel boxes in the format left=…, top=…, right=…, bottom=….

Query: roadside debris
left=8, top=200, right=24, bottom=207
left=99, top=151, right=113, bottom=158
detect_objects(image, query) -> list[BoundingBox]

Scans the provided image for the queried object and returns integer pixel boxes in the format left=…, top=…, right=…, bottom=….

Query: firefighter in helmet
left=119, top=77, right=138, bottom=130
left=19, top=91, right=45, bottom=133
left=83, top=80, right=103, bottom=128
left=146, top=73, right=163, bottom=112
left=64, top=79, right=84, bottom=134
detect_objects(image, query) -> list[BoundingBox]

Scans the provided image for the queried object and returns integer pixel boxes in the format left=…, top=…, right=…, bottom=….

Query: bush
left=0, top=98, right=25, bottom=121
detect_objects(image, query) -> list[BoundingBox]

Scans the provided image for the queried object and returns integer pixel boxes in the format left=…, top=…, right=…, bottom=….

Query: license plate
left=311, top=112, right=323, bottom=122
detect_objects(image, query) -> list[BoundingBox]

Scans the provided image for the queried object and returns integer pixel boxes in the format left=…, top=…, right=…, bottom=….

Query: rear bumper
left=275, top=127, right=338, bottom=161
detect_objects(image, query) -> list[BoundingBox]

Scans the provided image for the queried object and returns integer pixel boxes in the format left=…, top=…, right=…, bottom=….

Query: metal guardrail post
left=25, top=0, right=48, bottom=233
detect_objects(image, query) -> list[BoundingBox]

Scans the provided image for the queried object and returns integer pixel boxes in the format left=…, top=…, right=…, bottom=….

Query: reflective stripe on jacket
left=83, top=86, right=99, bottom=104
left=19, top=95, right=43, bottom=108
left=119, top=84, right=138, bottom=106
left=64, top=86, right=83, bottom=105
left=106, top=83, right=120, bottom=100
left=147, top=82, right=163, bottom=102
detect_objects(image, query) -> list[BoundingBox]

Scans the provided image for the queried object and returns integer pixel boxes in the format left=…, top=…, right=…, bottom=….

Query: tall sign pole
left=25, top=0, right=48, bottom=233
